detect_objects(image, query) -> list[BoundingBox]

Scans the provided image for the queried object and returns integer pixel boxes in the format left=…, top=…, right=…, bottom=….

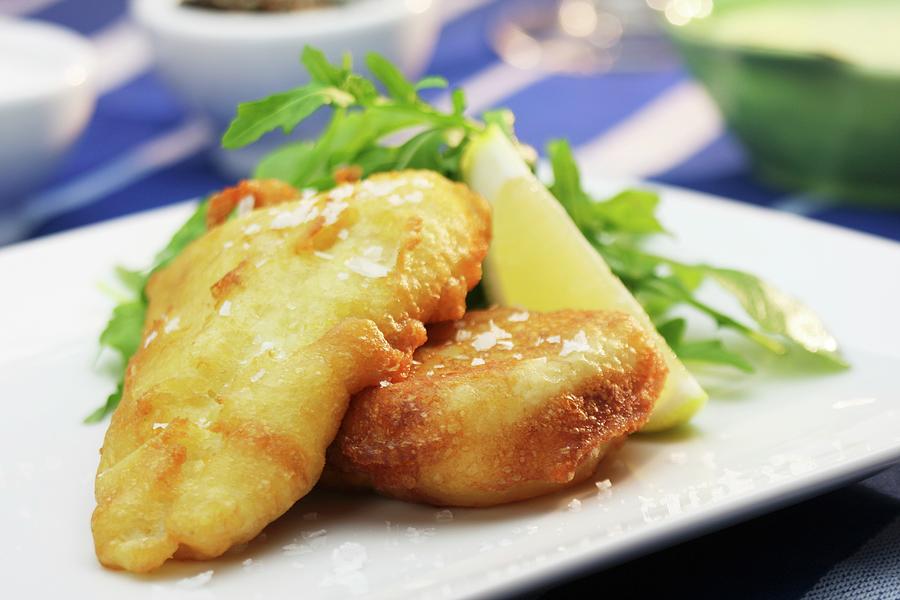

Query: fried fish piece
left=325, top=308, right=666, bottom=507
left=92, top=171, right=490, bottom=572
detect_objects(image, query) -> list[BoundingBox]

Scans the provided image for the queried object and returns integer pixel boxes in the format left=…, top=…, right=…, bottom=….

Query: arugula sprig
left=546, top=138, right=847, bottom=371
left=228, top=47, right=478, bottom=190
left=91, top=46, right=846, bottom=422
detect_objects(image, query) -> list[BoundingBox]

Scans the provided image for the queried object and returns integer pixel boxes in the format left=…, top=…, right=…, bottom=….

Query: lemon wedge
left=462, top=126, right=707, bottom=431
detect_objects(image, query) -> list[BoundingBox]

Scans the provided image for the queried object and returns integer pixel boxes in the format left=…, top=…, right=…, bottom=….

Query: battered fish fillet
left=92, top=171, right=490, bottom=572
left=325, top=308, right=666, bottom=507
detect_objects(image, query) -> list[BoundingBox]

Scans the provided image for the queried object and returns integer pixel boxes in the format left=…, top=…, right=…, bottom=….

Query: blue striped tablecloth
left=7, top=1, right=900, bottom=598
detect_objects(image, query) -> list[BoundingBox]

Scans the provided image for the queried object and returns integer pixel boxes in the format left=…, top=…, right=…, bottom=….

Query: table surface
left=6, top=1, right=900, bottom=598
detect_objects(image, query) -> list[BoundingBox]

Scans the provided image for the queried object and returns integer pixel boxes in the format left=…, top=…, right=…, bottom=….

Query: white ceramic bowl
left=131, top=0, right=442, bottom=176
left=0, top=18, right=96, bottom=212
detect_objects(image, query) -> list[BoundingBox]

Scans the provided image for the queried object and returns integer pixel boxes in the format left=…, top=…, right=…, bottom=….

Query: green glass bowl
left=668, top=0, right=900, bottom=204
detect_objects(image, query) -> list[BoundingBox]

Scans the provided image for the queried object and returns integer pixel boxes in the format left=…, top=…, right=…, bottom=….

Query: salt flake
left=560, top=330, right=591, bottom=357
left=164, top=316, right=181, bottom=334
left=329, top=184, right=354, bottom=201
left=332, top=542, right=367, bottom=574
left=303, top=529, right=327, bottom=540
left=177, top=570, right=213, bottom=589
left=411, top=176, right=434, bottom=189
left=236, top=195, right=255, bottom=217
left=322, top=199, right=348, bottom=225
left=471, top=320, right=512, bottom=351
left=270, top=199, right=319, bottom=229
left=143, top=330, right=158, bottom=348
left=363, top=178, right=403, bottom=198
left=363, top=245, right=383, bottom=259
left=345, top=256, right=391, bottom=279
left=595, top=479, right=612, bottom=492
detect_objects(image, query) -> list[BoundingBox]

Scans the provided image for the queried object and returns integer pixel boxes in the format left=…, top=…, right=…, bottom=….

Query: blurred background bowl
left=131, top=0, right=442, bottom=177
left=0, top=17, right=96, bottom=213
left=667, top=0, right=900, bottom=204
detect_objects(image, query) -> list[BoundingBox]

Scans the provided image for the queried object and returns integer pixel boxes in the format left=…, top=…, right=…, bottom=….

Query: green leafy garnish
left=545, top=138, right=847, bottom=370
left=91, top=45, right=847, bottom=422
left=226, top=48, right=476, bottom=191
left=99, top=301, right=146, bottom=360
left=657, top=318, right=754, bottom=373
left=85, top=381, right=124, bottom=425
left=150, top=202, right=209, bottom=274
left=222, top=48, right=363, bottom=149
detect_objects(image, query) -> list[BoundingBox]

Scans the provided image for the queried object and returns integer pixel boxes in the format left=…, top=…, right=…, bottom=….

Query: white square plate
left=2, top=179, right=899, bottom=599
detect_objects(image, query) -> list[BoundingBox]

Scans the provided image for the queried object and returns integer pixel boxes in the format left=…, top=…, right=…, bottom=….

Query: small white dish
left=131, top=0, right=442, bottom=177
left=0, top=17, right=97, bottom=211
left=1, top=179, right=898, bottom=598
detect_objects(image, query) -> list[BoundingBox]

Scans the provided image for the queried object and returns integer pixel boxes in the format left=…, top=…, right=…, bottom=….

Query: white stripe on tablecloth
left=22, top=119, right=213, bottom=225
left=440, top=0, right=494, bottom=21
left=574, top=80, right=723, bottom=178
left=800, top=516, right=900, bottom=600
left=435, top=61, right=545, bottom=114
left=1, top=0, right=61, bottom=16
left=91, top=19, right=154, bottom=93
left=771, top=194, right=837, bottom=216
